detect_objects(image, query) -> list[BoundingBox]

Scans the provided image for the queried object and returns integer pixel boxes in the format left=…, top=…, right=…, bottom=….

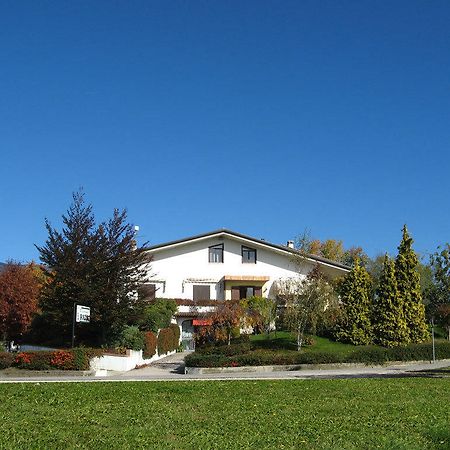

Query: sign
left=76, top=305, right=91, bottom=323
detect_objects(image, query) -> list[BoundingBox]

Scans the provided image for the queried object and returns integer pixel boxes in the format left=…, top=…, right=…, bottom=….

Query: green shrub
left=116, top=325, right=145, bottom=351
left=184, top=341, right=450, bottom=368
left=71, top=348, right=103, bottom=370
left=143, top=331, right=157, bottom=358
left=141, top=300, right=177, bottom=332
left=347, top=342, right=450, bottom=364
left=196, top=342, right=251, bottom=357
left=0, top=352, right=14, bottom=369
left=169, top=323, right=180, bottom=345
left=184, top=353, right=230, bottom=368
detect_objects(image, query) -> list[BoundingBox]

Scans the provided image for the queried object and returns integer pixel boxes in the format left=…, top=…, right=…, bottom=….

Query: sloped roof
left=146, top=229, right=350, bottom=271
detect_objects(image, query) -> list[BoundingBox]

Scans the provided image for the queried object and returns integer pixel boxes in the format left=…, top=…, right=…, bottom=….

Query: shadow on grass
left=251, top=336, right=298, bottom=351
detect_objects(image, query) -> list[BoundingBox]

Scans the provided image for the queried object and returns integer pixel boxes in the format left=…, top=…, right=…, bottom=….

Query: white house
left=142, top=229, right=349, bottom=349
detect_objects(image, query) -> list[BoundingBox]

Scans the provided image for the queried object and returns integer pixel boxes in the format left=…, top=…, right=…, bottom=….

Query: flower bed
left=0, top=348, right=103, bottom=370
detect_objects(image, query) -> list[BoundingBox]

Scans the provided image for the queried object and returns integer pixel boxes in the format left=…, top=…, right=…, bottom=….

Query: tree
left=275, top=266, right=335, bottom=351
left=0, top=262, right=43, bottom=342
left=426, top=244, right=450, bottom=339
left=140, top=299, right=177, bottom=333
left=295, top=229, right=368, bottom=267
left=36, top=191, right=152, bottom=346
left=372, top=255, right=409, bottom=347
left=335, top=260, right=373, bottom=345
left=395, top=225, right=429, bottom=343
left=240, top=296, right=276, bottom=335
left=197, top=301, right=244, bottom=346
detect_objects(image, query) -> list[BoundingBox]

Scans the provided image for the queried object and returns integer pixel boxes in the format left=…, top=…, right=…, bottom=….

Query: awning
left=222, top=275, right=269, bottom=282
left=193, top=319, right=212, bottom=326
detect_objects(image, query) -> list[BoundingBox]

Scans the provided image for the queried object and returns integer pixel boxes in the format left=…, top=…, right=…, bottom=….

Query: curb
left=184, top=359, right=450, bottom=375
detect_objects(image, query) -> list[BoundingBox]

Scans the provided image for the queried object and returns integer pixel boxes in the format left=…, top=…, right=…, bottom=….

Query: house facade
left=142, top=229, right=349, bottom=348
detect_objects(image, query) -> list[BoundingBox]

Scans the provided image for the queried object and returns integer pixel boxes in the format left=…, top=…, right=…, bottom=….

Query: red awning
left=193, top=319, right=212, bottom=326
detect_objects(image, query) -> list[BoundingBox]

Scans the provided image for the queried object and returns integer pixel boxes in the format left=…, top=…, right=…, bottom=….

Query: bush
left=11, top=348, right=104, bottom=370
left=347, top=342, right=450, bottom=364
left=116, top=325, right=145, bottom=351
left=0, top=352, right=14, bottom=369
left=14, top=351, right=53, bottom=370
left=141, top=300, right=177, bottom=333
left=184, top=341, right=450, bottom=368
left=157, top=324, right=180, bottom=355
left=71, top=348, right=103, bottom=370
left=184, top=353, right=230, bottom=368
left=169, top=323, right=180, bottom=345
left=143, top=331, right=157, bottom=358
left=196, top=342, right=252, bottom=357
left=50, top=350, right=75, bottom=369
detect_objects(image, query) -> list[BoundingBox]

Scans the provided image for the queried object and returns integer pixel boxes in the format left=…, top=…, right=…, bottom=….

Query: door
left=181, top=320, right=195, bottom=350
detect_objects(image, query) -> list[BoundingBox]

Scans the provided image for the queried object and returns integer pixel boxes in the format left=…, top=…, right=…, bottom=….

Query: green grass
left=0, top=379, right=449, bottom=449
left=250, top=331, right=360, bottom=355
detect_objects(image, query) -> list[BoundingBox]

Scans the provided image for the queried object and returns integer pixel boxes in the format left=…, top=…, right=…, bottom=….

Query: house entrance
left=181, top=320, right=195, bottom=351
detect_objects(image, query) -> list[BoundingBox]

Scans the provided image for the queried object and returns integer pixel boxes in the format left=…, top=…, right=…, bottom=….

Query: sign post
left=431, top=317, right=436, bottom=363
left=72, top=304, right=91, bottom=348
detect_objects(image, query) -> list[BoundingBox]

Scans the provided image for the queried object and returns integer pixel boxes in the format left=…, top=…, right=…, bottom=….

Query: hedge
left=143, top=331, right=157, bottom=358
left=0, top=353, right=15, bottom=370
left=157, top=324, right=180, bottom=355
left=0, top=348, right=104, bottom=371
left=185, top=342, right=450, bottom=368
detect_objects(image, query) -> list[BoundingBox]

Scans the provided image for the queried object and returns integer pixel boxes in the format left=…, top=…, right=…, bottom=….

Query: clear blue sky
left=1, top=0, right=449, bottom=262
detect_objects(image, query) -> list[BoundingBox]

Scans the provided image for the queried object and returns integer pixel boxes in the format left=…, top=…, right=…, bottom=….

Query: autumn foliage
left=0, top=262, right=43, bottom=341
left=197, top=301, right=244, bottom=346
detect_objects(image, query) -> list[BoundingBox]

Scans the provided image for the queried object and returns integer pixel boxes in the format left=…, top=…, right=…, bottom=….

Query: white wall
left=146, top=235, right=346, bottom=300
left=90, top=349, right=176, bottom=372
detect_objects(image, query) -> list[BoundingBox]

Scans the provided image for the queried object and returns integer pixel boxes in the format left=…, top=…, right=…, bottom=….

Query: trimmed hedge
left=143, top=331, right=157, bottom=358
left=157, top=324, right=180, bottom=355
left=185, top=342, right=450, bottom=368
left=0, top=348, right=104, bottom=371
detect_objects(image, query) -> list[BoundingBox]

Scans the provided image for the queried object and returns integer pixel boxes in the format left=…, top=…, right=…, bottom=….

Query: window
left=138, top=283, right=156, bottom=301
left=209, top=243, right=224, bottom=263
left=231, top=286, right=262, bottom=300
left=193, top=285, right=210, bottom=301
left=242, top=246, right=257, bottom=263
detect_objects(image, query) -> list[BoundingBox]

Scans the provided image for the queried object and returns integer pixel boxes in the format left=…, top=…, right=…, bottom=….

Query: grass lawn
left=0, top=379, right=449, bottom=449
left=250, top=331, right=357, bottom=355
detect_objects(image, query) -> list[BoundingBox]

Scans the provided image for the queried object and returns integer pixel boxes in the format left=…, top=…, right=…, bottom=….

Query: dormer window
left=242, top=246, right=257, bottom=263
left=209, top=243, right=224, bottom=263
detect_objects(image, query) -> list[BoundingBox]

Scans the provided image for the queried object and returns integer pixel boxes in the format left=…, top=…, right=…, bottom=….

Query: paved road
left=0, top=353, right=449, bottom=383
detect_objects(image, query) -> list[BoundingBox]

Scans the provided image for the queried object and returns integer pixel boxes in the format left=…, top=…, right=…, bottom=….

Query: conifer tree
left=395, top=225, right=429, bottom=343
left=372, top=254, right=409, bottom=347
left=335, top=260, right=373, bottom=345
left=36, top=191, right=152, bottom=346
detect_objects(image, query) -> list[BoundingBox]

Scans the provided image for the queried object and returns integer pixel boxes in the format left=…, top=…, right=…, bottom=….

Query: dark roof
left=146, top=229, right=350, bottom=271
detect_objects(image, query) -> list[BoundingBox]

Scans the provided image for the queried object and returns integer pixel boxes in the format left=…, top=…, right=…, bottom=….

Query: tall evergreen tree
left=395, top=225, right=429, bottom=343
left=36, top=192, right=152, bottom=346
left=372, top=254, right=409, bottom=347
left=335, top=260, right=373, bottom=345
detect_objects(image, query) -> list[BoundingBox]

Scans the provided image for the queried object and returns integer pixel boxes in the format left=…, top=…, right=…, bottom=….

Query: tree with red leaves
left=0, top=262, right=43, bottom=342
left=197, top=301, right=244, bottom=346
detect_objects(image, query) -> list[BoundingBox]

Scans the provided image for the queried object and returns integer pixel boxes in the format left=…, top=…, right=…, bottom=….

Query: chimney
left=287, top=240, right=294, bottom=249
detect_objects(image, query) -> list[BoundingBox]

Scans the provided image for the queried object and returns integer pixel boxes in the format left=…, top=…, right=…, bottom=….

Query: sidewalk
left=0, top=354, right=448, bottom=383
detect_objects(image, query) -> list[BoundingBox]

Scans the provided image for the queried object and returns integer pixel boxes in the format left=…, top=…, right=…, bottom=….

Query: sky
left=1, top=0, right=449, bottom=263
